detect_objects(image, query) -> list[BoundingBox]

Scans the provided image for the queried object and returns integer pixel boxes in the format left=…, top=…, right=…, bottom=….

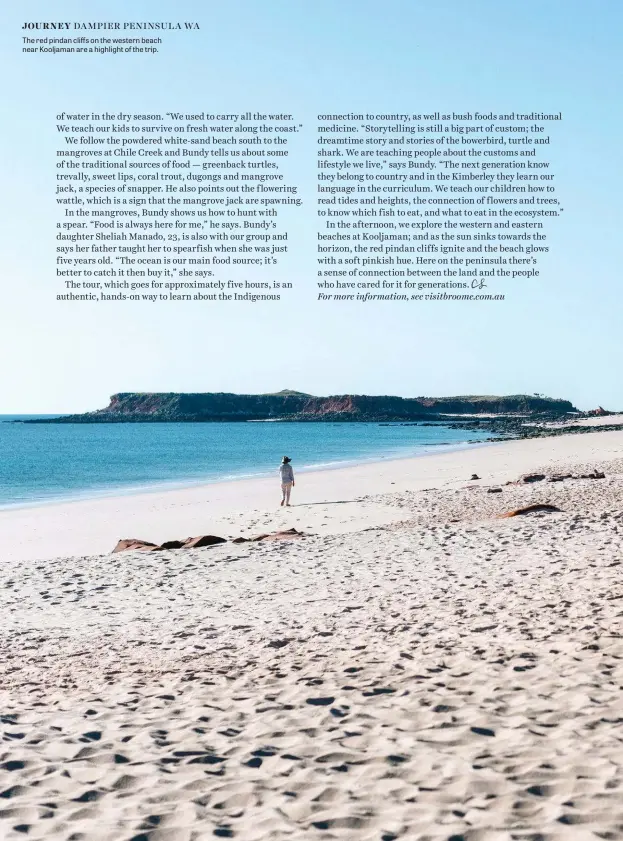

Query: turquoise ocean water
left=0, top=417, right=495, bottom=509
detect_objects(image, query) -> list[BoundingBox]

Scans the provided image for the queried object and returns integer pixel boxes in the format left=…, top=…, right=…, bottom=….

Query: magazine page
left=2, top=1, right=622, bottom=838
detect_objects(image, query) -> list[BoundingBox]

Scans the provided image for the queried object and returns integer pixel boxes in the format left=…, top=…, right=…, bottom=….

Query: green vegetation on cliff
left=25, top=392, right=578, bottom=423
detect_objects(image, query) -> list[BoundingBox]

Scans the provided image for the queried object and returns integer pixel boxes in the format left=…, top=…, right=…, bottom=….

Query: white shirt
left=279, top=463, right=294, bottom=483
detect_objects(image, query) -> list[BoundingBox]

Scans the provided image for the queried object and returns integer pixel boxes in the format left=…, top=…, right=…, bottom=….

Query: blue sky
left=1, top=0, right=621, bottom=412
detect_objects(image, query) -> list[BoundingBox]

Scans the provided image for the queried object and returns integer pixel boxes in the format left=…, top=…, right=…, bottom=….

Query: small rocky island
left=23, top=390, right=580, bottom=431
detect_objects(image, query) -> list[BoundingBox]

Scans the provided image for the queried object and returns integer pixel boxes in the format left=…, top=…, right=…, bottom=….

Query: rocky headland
left=22, top=390, right=578, bottom=425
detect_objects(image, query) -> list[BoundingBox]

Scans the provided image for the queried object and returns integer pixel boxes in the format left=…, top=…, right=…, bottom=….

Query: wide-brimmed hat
left=282, top=456, right=291, bottom=463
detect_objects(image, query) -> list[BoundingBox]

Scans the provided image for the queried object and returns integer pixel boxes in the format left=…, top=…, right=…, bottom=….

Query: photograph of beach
left=1, top=393, right=623, bottom=840
left=3, top=0, right=623, bottom=836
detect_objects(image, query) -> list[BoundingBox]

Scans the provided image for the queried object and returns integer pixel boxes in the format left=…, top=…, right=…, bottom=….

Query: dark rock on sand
left=182, top=535, right=227, bottom=549
left=519, top=473, right=546, bottom=484
left=545, top=471, right=604, bottom=483
left=113, top=535, right=226, bottom=552
left=112, top=539, right=159, bottom=553
left=499, top=504, right=562, bottom=518
left=113, top=529, right=306, bottom=553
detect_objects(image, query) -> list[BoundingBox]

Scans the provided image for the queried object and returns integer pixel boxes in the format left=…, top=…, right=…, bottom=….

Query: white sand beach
left=2, top=430, right=623, bottom=564
left=1, top=429, right=623, bottom=839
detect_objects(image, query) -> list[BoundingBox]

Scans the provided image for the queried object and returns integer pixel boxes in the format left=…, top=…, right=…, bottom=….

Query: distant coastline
left=19, top=390, right=621, bottom=441
left=21, top=390, right=578, bottom=426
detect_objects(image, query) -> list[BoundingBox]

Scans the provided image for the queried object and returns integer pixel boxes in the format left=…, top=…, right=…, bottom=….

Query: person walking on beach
left=280, top=456, right=295, bottom=506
